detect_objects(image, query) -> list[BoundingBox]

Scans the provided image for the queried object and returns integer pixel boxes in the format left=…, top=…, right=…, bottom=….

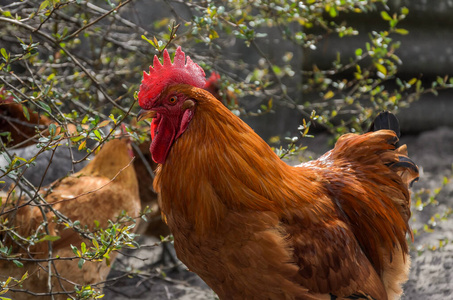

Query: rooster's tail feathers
left=367, top=111, right=419, bottom=188
left=368, top=111, right=401, bottom=138
left=389, top=144, right=419, bottom=188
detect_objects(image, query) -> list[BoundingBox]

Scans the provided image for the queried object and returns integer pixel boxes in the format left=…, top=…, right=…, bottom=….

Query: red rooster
left=136, top=47, right=418, bottom=300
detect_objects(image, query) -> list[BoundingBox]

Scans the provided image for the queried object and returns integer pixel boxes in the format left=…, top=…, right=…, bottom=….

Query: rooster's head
left=137, top=47, right=207, bottom=164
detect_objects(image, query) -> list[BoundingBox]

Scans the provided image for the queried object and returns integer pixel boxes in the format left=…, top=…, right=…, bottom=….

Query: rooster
left=0, top=137, right=141, bottom=300
left=136, top=47, right=419, bottom=300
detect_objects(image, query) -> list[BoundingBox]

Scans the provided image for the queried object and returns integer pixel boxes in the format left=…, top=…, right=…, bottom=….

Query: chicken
left=0, top=137, right=141, bottom=299
left=204, top=71, right=238, bottom=107
left=0, top=88, right=53, bottom=147
left=136, top=47, right=419, bottom=300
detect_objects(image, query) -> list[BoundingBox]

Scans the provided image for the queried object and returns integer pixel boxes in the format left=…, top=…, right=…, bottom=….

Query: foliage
left=183, top=0, right=453, bottom=137
left=0, top=0, right=451, bottom=298
left=411, top=171, right=453, bottom=255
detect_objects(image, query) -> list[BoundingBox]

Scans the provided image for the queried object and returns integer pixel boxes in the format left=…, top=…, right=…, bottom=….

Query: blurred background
left=0, top=0, right=452, bottom=299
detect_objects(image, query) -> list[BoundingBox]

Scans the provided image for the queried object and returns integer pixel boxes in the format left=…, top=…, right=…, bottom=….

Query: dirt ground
left=103, top=127, right=453, bottom=300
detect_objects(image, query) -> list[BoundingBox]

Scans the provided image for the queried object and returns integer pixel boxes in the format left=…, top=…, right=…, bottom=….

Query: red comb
left=138, top=47, right=206, bottom=109
left=0, top=88, right=14, bottom=104
left=206, top=72, right=221, bottom=85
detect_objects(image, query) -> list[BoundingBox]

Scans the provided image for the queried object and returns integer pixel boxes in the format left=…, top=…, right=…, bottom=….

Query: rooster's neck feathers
left=154, top=86, right=320, bottom=234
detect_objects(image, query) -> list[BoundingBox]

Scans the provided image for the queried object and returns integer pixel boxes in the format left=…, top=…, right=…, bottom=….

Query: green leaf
left=22, top=106, right=30, bottom=121
left=355, top=48, right=362, bottom=57
left=20, top=271, right=29, bottom=281
left=408, top=78, right=417, bottom=86
left=70, top=136, right=85, bottom=142
left=374, top=63, right=387, bottom=76
left=37, top=101, right=51, bottom=114
left=78, top=258, right=85, bottom=269
left=416, top=79, right=422, bottom=92
left=324, top=90, right=334, bottom=99
left=92, top=238, right=100, bottom=250
left=38, top=235, right=61, bottom=243
left=104, top=253, right=111, bottom=266
left=380, top=11, right=392, bottom=21
left=48, top=123, right=57, bottom=136
left=0, top=48, right=8, bottom=59
left=329, top=6, right=337, bottom=18
left=12, top=260, right=23, bottom=268
left=423, top=224, right=434, bottom=233
left=81, top=242, right=86, bottom=253
left=39, top=0, right=50, bottom=12
left=141, top=35, right=155, bottom=47
left=46, top=73, right=55, bottom=82
left=94, top=130, right=102, bottom=140
left=71, top=244, right=79, bottom=255
left=394, top=28, right=409, bottom=35
left=2, top=11, right=12, bottom=18
left=109, top=114, right=118, bottom=124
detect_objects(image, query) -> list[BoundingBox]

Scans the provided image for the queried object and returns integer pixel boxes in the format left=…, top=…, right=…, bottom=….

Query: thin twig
left=131, top=142, right=155, bottom=180
left=0, top=17, right=130, bottom=113
left=64, top=0, right=133, bottom=41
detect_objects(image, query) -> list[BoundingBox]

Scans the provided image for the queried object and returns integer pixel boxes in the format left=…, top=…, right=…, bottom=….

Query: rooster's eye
left=169, top=96, right=177, bottom=104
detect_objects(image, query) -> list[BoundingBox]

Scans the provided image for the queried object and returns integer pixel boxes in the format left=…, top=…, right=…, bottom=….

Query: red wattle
left=150, top=117, right=176, bottom=164
left=150, top=118, right=158, bottom=140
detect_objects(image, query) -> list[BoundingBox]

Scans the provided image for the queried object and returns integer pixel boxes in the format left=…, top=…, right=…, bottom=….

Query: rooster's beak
left=137, top=109, right=157, bottom=122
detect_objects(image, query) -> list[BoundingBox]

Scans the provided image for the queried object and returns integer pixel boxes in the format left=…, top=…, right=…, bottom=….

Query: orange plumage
left=137, top=48, right=418, bottom=300
left=0, top=138, right=141, bottom=299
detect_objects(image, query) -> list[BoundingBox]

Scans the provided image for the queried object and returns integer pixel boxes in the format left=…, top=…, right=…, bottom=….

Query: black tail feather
left=370, top=111, right=419, bottom=187
left=393, top=156, right=419, bottom=173
left=368, top=111, right=401, bottom=138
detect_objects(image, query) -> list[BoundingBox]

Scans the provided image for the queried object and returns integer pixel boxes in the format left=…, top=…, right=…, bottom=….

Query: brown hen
left=0, top=138, right=141, bottom=299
